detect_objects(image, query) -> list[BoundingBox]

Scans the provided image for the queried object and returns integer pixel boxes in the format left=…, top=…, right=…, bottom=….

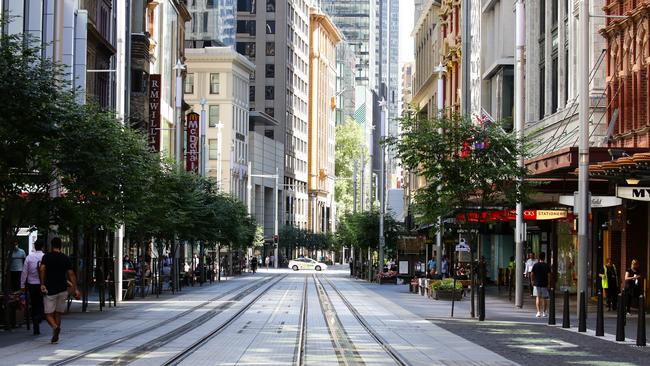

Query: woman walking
left=624, top=259, right=642, bottom=314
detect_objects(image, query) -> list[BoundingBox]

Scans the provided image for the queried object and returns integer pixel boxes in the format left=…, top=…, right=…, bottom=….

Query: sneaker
left=536, top=312, right=541, bottom=318
left=543, top=312, right=548, bottom=317
left=51, top=327, right=60, bottom=344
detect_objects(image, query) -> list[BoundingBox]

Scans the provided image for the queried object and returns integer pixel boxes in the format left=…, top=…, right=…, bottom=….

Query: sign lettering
left=617, top=186, right=650, bottom=201
left=186, top=112, right=200, bottom=173
left=148, top=74, right=161, bottom=151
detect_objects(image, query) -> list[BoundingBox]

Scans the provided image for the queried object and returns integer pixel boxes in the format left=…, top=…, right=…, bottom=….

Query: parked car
left=288, top=258, right=327, bottom=271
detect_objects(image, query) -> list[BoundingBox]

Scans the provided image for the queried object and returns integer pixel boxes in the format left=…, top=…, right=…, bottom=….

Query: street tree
left=335, top=117, right=366, bottom=214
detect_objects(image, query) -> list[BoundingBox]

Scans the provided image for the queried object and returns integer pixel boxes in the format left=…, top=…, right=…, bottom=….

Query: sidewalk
left=345, top=275, right=650, bottom=366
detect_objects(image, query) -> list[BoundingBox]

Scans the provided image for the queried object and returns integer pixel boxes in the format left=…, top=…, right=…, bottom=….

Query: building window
left=209, top=105, right=220, bottom=127
left=266, top=42, right=275, bottom=56
left=265, top=64, right=275, bottom=78
left=265, top=107, right=274, bottom=117
left=184, top=73, right=194, bottom=94
left=237, top=0, right=256, bottom=13
left=265, top=129, right=274, bottom=139
left=202, top=12, right=208, bottom=32
left=209, top=139, right=218, bottom=159
left=249, top=86, right=255, bottom=102
left=236, top=42, right=256, bottom=58
left=266, top=21, right=275, bottom=34
left=267, top=0, right=275, bottom=12
left=207, top=0, right=216, bottom=8
left=237, top=20, right=256, bottom=36
left=265, top=86, right=274, bottom=100
left=210, top=73, right=220, bottom=94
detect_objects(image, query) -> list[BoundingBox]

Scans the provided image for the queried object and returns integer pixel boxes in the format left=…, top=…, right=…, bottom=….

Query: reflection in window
left=184, top=73, right=194, bottom=94
left=265, top=64, right=275, bottom=78
left=236, top=42, right=256, bottom=58
left=266, top=0, right=275, bottom=12
left=210, top=73, right=220, bottom=94
left=266, top=42, right=275, bottom=56
left=209, top=105, right=220, bottom=127
left=237, top=0, right=256, bottom=13
left=266, top=21, right=275, bottom=34
left=265, top=85, right=274, bottom=100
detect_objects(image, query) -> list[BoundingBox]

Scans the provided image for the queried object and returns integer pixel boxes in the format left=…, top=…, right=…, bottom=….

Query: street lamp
left=216, top=120, right=224, bottom=188
left=434, top=63, right=446, bottom=274
left=378, top=98, right=387, bottom=273
left=173, top=59, right=186, bottom=172
left=199, top=97, right=207, bottom=177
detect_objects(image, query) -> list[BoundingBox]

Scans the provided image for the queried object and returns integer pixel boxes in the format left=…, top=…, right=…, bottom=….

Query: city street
left=0, top=267, right=647, bottom=365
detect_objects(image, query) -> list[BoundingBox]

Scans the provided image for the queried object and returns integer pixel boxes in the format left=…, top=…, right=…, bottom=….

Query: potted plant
left=430, top=279, right=463, bottom=300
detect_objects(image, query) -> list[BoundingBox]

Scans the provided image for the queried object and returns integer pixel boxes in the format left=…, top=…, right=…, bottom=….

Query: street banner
left=148, top=74, right=161, bottom=151
left=186, top=112, right=200, bottom=173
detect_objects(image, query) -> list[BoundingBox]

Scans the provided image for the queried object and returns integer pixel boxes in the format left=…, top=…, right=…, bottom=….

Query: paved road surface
left=0, top=265, right=647, bottom=365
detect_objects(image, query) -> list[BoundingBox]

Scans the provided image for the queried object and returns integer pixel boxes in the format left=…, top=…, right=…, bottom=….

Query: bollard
left=478, top=285, right=485, bottom=321
left=548, top=288, right=556, bottom=325
left=562, top=289, right=570, bottom=328
left=637, top=295, right=646, bottom=347
left=578, top=291, right=587, bottom=332
left=596, top=290, right=604, bottom=336
left=616, top=293, right=626, bottom=341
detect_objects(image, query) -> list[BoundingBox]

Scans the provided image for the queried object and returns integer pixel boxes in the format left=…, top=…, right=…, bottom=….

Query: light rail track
left=50, top=276, right=272, bottom=366
left=294, top=276, right=309, bottom=366
left=160, top=274, right=288, bottom=366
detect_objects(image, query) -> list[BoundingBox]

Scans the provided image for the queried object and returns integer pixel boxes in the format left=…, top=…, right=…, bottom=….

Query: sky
left=398, top=0, right=415, bottom=65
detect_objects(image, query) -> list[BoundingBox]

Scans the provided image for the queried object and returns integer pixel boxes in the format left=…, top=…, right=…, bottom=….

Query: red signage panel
left=148, top=74, right=161, bottom=151
left=186, top=112, right=200, bottom=173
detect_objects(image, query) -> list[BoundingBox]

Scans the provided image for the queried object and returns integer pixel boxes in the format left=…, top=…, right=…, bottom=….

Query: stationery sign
left=186, top=112, right=200, bottom=173
left=617, top=186, right=650, bottom=201
left=148, top=74, right=161, bottom=151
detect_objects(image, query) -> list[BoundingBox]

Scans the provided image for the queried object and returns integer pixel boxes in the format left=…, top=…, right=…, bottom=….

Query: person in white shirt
left=20, top=239, right=45, bottom=335
left=524, top=253, right=538, bottom=296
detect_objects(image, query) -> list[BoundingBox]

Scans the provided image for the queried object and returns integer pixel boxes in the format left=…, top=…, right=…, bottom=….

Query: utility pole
left=353, top=160, right=358, bottom=212
left=577, top=0, right=590, bottom=318
left=434, top=63, right=446, bottom=273
left=274, top=167, right=279, bottom=269
left=514, top=0, right=526, bottom=309
left=173, top=59, right=186, bottom=172
left=360, top=145, right=365, bottom=211
left=379, top=100, right=387, bottom=272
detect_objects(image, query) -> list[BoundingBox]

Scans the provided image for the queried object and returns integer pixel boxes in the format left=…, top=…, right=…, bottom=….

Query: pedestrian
left=39, top=237, right=80, bottom=344
left=251, top=256, right=258, bottom=273
left=10, top=240, right=26, bottom=291
left=265, top=256, right=270, bottom=270
left=599, top=257, right=618, bottom=311
left=441, top=256, right=448, bottom=278
left=531, top=252, right=552, bottom=318
left=507, top=256, right=515, bottom=287
left=20, top=238, right=45, bottom=335
left=524, top=252, right=538, bottom=296
left=624, top=259, right=642, bottom=315
left=427, top=257, right=437, bottom=277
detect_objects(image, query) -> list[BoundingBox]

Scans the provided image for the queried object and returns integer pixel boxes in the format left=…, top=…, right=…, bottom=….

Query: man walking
left=20, top=239, right=45, bottom=335
left=524, top=252, right=537, bottom=296
left=600, top=257, right=619, bottom=311
left=39, top=238, right=79, bottom=344
left=10, top=240, right=26, bottom=291
left=531, top=252, right=552, bottom=318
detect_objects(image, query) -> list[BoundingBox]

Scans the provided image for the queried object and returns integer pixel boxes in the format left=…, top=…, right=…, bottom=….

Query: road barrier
left=548, top=288, right=556, bottom=325
left=578, top=291, right=587, bottom=332
left=616, top=293, right=625, bottom=341
left=637, top=295, right=646, bottom=346
left=562, top=290, right=570, bottom=328
left=596, top=290, right=604, bottom=336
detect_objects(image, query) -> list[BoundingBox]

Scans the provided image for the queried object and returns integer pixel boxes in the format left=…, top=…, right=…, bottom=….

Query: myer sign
left=617, top=187, right=650, bottom=201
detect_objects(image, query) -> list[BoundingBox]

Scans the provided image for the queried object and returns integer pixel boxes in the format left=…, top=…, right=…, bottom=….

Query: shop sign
left=457, top=209, right=568, bottom=222
left=617, top=187, right=650, bottom=201
left=455, top=239, right=470, bottom=252
left=559, top=194, right=622, bottom=210
left=186, top=112, right=200, bottom=173
left=148, top=74, right=161, bottom=151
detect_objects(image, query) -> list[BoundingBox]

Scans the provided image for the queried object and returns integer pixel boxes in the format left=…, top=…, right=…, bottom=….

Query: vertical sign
left=186, top=112, right=200, bottom=173
left=148, top=74, right=161, bottom=151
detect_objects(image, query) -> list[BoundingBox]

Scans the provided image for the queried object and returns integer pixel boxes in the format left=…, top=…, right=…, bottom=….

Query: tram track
left=160, top=274, right=288, bottom=366
left=50, top=275, right=272, bottom=366
left=294, top=276, right=309, bottom=366
left=313, top=274, right=364, bottom=366
left=322, top=276, right=410, bottom=366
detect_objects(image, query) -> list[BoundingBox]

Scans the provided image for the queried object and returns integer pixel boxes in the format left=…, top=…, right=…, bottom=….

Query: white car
left=289, top=258, right=328, bottom=271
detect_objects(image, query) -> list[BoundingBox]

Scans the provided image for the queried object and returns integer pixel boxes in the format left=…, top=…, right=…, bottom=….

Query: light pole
left=434, top=63, right=446, bottom=274
left=216, top=121, right=224, bottom=188
left=514, top=0, right=526, bottom=309
left=173, top=59, right=186, bottom=171
left=378, top=98, right=387, bottom=273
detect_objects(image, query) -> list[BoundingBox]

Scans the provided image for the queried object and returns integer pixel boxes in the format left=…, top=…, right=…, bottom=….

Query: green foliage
left=385, top=111, right=528, bottom=227
left=335, top=118, right=366, bottom=214
left=430, top=278, right=463, bottom=291
left=278, top=225, right=335, bottom=252
left=336, top=209, right=402, bottom=257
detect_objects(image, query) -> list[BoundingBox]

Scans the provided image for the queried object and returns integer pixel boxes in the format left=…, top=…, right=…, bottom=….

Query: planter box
left=432, top=289, right=463, bottom=301
left=378, top=277, right=397, bottom=284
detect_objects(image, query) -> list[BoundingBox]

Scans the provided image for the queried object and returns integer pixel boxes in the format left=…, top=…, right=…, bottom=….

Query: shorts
left=533, top=286, right=549, bottom=299
left=44, top=291, right=68, bottom=314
